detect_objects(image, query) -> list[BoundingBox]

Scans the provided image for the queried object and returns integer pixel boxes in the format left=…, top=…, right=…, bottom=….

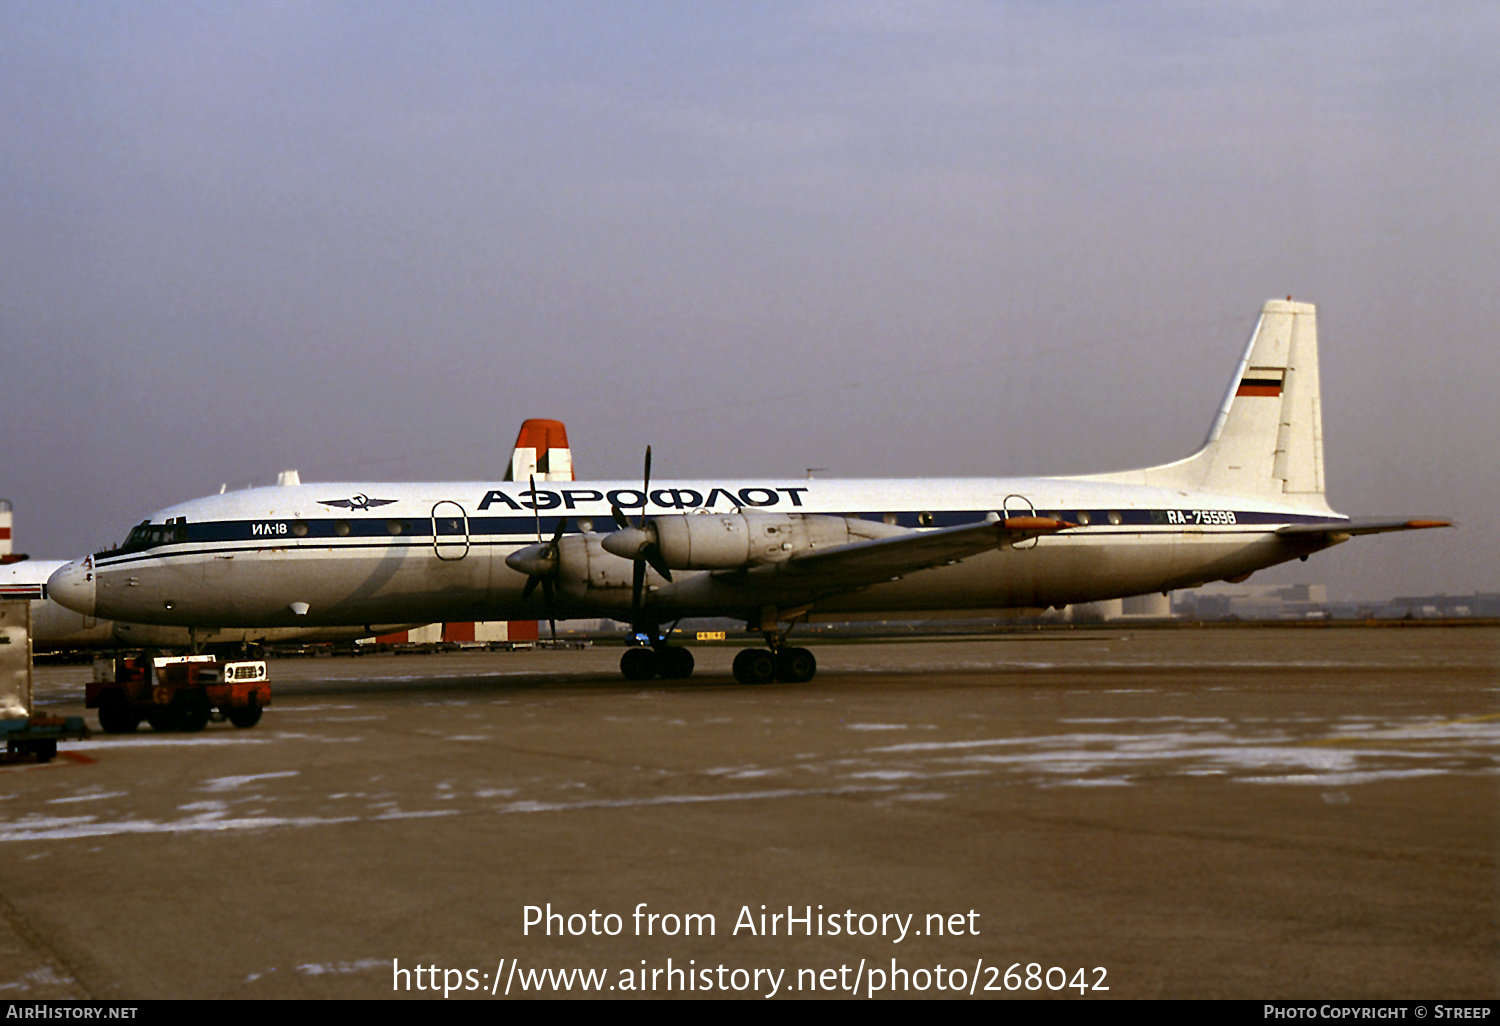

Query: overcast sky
left=4, top=2, right=1496, bottom=601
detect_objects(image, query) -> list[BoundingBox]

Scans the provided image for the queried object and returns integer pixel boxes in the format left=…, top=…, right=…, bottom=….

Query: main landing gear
left=730, top=645, right=816, bottom=685
left=619, top=643, right=695, bottom=681
left=616, top=627, right=817, bottom=685
left=731, top=614, right=816, bottom=684
left=618, top=623, right=697, bottom=681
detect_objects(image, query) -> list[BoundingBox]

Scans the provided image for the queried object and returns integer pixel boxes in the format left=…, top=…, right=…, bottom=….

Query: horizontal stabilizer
left=1276, top=517, right=1452, bottom=538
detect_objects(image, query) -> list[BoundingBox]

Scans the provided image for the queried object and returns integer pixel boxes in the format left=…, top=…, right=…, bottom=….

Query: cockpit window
left=119, top=517, right=188, bottom=552
left=122, top=521, right=152, bottom=550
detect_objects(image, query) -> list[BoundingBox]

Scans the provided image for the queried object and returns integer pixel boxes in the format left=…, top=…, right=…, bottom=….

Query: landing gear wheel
left=227, top=704, right=263, bottom=729
left=732, top=649, right=777, bottom=685
left=775, top=647, right=817, bottom=683
left=98, top=698, right=142, bottom=734
left=620, top=647, right=659, bottom=681
left=657, top=647, right=695, bottom=680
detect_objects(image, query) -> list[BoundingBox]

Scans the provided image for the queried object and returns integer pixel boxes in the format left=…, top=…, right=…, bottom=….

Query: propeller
left=502, top=474, right=565, bottom=641
left=605, top=446, right=672, bottom=623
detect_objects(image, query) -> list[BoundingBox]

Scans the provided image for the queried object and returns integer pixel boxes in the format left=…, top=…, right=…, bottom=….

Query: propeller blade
left=610, top=444, right=654, bottom=532
left=529, top=473, right=542, bottom=542
left=542, top=577, right=557, bottom=642
left=522, top=575, right=540, bottom=601
left=619, top=443, right=660, bottom=632
left=643, top=543, right=673, bottom=583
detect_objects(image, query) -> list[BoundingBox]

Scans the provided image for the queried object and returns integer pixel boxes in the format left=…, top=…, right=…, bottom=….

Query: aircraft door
left=1003, top=494, right=1039, bottom=550
left=431, top=501, right=470, bottom=561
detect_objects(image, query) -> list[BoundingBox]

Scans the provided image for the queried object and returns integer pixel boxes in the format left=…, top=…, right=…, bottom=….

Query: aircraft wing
left=735, top=516, right=1075, bottom=593
left=1276, top=517, right=1452, bottom=538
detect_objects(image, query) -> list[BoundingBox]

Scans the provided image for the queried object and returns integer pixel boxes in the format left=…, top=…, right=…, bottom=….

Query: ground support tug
left=89, top=654, right=270, bottom=733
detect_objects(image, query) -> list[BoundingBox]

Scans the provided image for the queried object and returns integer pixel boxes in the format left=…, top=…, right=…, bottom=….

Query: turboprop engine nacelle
left=601, top=512, right=907, bottom=571
left=506, top=532, right=640, bottom=611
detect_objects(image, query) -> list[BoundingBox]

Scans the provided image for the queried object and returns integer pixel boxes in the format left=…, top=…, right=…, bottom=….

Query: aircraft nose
left=47, top=558, right=97, bottom=616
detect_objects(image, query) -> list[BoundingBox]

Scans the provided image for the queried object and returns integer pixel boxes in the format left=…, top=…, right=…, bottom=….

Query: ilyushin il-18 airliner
left=48, top=300, right=1448, bottom=684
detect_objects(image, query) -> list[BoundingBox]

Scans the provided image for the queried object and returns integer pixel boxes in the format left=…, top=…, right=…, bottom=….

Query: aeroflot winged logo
left=320, top=494, right=398, bottom=511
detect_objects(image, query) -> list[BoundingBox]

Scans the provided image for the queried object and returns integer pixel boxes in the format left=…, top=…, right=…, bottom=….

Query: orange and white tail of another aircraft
left=504, top=418, right=574, bottom=483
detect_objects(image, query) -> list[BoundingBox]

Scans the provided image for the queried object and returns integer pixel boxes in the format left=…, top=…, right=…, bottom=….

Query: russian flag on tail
left=1236, top=367, right=1285, bottom=397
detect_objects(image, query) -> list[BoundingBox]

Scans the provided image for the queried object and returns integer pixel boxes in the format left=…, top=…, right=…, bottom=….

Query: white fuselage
left=44, top=300, right=1441, bottom=670
left=46, top=475, right=1339, bottom=630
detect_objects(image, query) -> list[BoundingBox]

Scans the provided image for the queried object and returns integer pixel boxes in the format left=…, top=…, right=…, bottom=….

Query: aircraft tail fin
left=505, top=419, right=574, bottom=482
left=1086, top=299, right=1332, bottom=510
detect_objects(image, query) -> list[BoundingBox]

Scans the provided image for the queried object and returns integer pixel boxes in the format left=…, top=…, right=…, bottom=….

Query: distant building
left=1375, top=593, right=1500, bottom=619
left=1071, top=593, right=1172, bottom=622
left=1174, top=583, right=1329, bottom=620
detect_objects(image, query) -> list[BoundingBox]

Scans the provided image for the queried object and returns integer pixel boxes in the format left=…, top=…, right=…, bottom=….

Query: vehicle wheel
left=227, top=704, right=263, bottom=729
left=29, top=740, right=57, bottom=764
left=145, top=708, right=177, bottom=732
left=775, top=647, right=817, bottom=683
left=620, top=647, right=659, bottom=681
left=657, top=647, right=695, bottom=680
left=98, top=698, right=142, bottom=734
left=178, top=702, right=211, bottom=733
left=732, top=648, right=776, bottom=685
